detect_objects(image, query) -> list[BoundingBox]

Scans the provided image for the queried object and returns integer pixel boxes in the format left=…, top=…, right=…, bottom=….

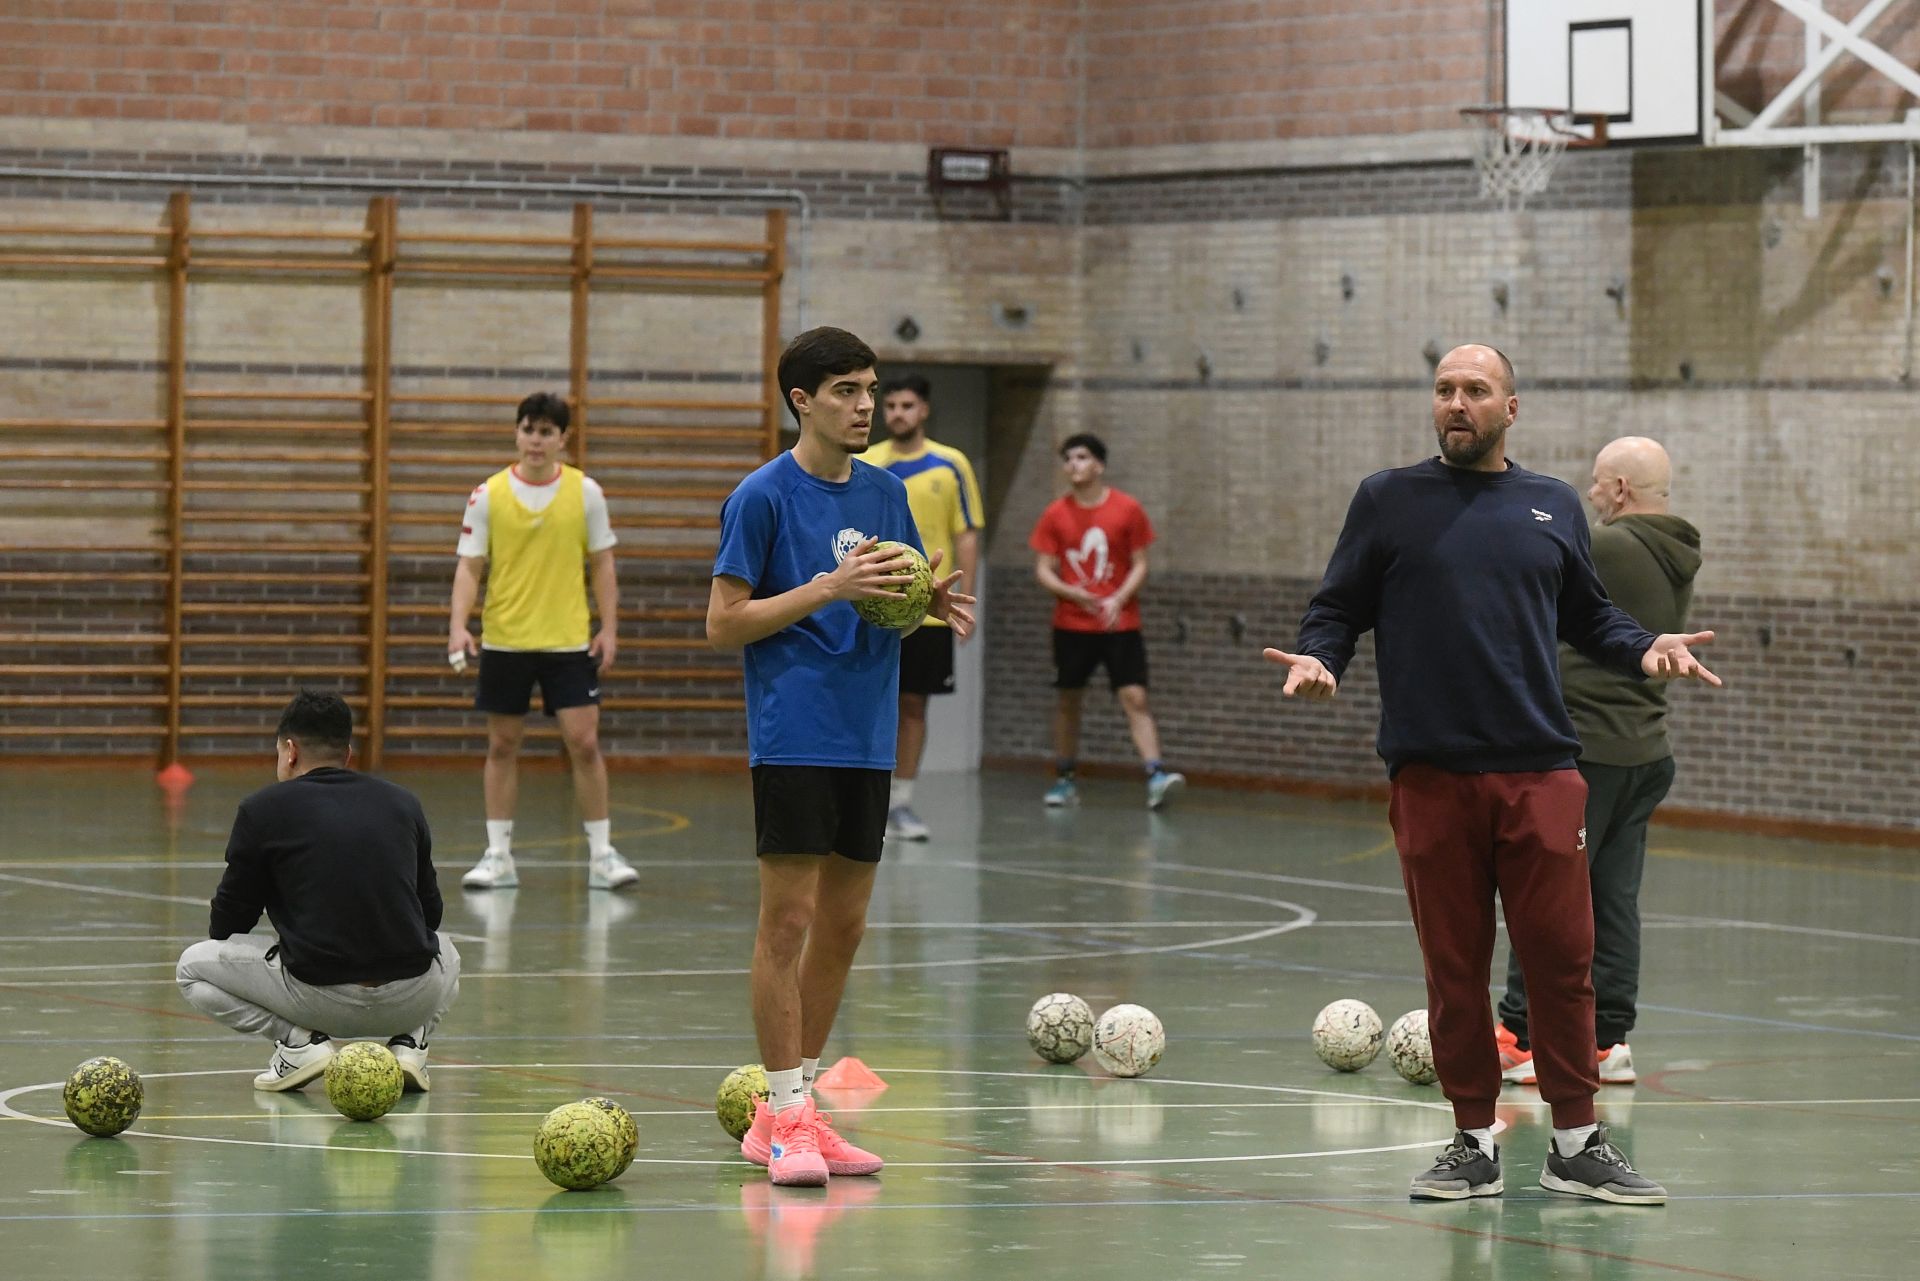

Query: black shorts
left=898, top=624, right=956, bottom=697
left=751, top=765, right=890, bottom=863
left=474, top=649, right=600, bottom=716
left=1052, top=628, right=1149, bottom=692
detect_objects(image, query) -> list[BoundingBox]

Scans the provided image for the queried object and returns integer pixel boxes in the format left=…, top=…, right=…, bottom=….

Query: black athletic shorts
left=1052, top=628, right=1149, bottom=692
left=898, top=624, right=956, bottom=697
left=474, top=649, right=600, bottom=716
left=751, top=765, right=890, bottom=863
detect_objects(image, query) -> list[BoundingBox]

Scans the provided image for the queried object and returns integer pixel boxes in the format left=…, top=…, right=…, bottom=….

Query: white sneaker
left=1598, top=1043, right=1637, bottom=1084
left=254, top=1032, right=334, bottom=1092
left=588, top=848, right=639, bottom=890
left=886, top=805, right=930, bottom=840
left=1146, top=769, right=1186, bottom=810
left=388, top=1035, right=430, bottom=1092
left=462, top=849, right=518, bottom=890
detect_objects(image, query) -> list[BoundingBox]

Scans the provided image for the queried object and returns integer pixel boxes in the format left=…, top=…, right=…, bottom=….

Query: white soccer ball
left=1311, top=999, right=1384, bottom=1072
left=1091, top=1003, right=1165, bottom=1078
left=1026, top=992, right=1095, bottom=1065
left=1386, top=1009, right=1438, bottom=1085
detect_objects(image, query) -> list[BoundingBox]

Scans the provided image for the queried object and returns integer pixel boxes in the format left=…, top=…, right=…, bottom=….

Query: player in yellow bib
left=448, top=392, right=635, bottom=891
left=861, top=375, right=984, bottom=840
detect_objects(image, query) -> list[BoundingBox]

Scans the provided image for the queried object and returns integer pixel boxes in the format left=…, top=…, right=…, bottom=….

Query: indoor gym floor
left=0, top=762, right=1912, bottom=1281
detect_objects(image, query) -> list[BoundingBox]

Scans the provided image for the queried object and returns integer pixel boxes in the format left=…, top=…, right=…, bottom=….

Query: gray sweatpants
left=176, top=933, right=461, bottom=1045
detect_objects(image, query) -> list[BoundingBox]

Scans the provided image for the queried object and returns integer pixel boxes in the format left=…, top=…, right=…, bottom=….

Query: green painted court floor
left=0, top=762, right=1914, bottom=1280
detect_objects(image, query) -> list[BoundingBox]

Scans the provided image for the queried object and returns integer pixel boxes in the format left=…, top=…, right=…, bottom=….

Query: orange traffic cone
left=814, top=1056, right=887, bottom=1091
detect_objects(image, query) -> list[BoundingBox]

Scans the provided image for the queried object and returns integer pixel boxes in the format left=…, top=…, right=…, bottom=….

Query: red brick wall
left=0, top=0, right=1083, bottom=145
left=1085, top=0, right=1490, bottom=148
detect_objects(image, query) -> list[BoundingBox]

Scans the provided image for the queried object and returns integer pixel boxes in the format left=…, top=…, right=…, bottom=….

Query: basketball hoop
left=1459, top=106, right=1608, bottom=211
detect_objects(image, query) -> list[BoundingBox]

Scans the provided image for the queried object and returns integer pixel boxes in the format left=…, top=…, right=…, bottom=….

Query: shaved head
left=1441, top=344, right=1515, bottom=396
left=1588, top=436, right=1672, bottom=521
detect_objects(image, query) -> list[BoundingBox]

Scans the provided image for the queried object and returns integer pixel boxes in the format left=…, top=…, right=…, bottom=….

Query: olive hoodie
left=1560, top=513, right=1703, bottom=766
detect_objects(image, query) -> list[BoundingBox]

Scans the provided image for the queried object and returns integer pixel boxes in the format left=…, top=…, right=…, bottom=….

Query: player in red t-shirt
left=1028, top=434, right=1184, bottom=809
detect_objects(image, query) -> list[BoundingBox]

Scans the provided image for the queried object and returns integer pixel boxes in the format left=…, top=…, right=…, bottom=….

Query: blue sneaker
left=1043, top=777, right=1079, bottom=807
left=1146, top=770, right=1185, bottom=810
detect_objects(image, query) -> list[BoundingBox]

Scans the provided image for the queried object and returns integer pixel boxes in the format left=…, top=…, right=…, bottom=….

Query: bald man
left=1266, top=347, right=1719, bottom=1205
left=1496, top=438, right=1701, bottom=1090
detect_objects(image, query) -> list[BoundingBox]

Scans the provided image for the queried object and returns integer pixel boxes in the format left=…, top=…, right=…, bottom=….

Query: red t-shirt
left=1028, top=488, right=1155, bottom=633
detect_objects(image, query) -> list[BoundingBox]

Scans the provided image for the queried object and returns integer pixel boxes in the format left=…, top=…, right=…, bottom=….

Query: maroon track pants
left=1388, top=764, right=1599, bottom=1129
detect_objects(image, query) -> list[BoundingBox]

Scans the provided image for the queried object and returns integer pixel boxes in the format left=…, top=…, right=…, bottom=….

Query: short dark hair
left=515, top=391, right=570, bottom=432
left=1059, top=432, right=1107, bottom=464
left=276, top=690, right=352, bottom=758
left=879, top=375, right=930, bottom=403
left=777, top=327, right=877, bottom=426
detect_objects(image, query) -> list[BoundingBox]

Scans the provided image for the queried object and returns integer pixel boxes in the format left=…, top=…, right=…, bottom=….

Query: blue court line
left=1, top=1190, right=1914, bottom=1225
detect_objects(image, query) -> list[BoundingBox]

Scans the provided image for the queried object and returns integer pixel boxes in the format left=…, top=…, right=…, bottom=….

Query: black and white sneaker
left=1410, top=1131, right=1503, bottom=1200
left=388, top=1034, right=430, bottom=1093
left=253, top=1031, right=334, bottom=1092
left=1540, top=1125, right=1668, bottom=1205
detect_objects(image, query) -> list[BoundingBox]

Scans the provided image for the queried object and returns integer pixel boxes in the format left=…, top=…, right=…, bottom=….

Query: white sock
left=1554, top=1123, right=1599, bottom=1157
left=584, top=819, right=612, bottom=857
left=1465, top=1126, right=1495, bottom=1156
left=766, top=1066, right=806, bottom=1114
left=485, top=820, right=512, bottom=854
left=890, top=778, right=914, bottom=808
left=800, top=1056, right=821, bottom=1094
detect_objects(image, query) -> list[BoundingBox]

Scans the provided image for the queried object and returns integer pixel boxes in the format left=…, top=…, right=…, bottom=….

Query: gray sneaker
left=1146, top=769, right=1185, bottom=810
left=1540, top=1125, right=1667, bottom=1204
left=886, top=805, right=930, bottom=840
left=1410, top=1131, right=1503, bottom=1200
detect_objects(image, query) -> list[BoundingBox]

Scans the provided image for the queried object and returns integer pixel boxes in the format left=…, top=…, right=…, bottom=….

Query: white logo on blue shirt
left=1531, top=508, right=1553, bottom=522
left=832, top=526, right=871, bottom=563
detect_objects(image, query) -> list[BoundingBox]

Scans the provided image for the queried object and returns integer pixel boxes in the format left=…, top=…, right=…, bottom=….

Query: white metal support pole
left=1805, top=0, right=1823, bottom=220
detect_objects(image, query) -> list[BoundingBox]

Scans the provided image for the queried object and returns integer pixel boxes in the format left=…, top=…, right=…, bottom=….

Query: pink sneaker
left=743, top=1101, right=828, bottom=1186
left=741, top=1099, right=777, bottom=1166
left=811, top=1106, right=883, bottom=1176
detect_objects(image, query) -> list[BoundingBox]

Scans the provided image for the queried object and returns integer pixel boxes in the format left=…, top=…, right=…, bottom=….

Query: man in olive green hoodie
left=1496, top=437, right=1702, bottom=1088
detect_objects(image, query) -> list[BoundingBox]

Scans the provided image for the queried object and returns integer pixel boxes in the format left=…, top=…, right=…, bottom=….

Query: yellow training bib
left=480, top=466, right=590, bottom=651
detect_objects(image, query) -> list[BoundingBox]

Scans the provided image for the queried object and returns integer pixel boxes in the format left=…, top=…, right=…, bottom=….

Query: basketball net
left=1460, top=106, right=1591, bottom=212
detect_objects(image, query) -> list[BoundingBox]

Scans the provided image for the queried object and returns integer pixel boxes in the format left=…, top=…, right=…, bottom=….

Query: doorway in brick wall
left=874, top=363, right=992, bottom=772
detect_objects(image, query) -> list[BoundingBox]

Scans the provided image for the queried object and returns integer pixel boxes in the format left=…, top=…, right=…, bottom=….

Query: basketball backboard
left=1505, top=2, right=1706, bottom=145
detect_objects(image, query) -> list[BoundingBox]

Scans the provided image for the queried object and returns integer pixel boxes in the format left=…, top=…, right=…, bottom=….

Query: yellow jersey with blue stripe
left=860, top=437, right=983, bottom=626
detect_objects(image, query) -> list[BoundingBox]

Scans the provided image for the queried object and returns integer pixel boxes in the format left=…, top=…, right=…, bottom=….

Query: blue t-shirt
left=713, top=452, right=924, bottom=768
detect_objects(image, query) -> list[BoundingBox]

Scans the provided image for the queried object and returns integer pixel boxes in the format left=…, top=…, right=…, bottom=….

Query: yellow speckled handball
left=534, top=1101, right=626, bottom=1191
left=850, top=540, right=934, bottom=630
left=63, top=1056, right=143, bottom=1137
left=323, top=1042, right=405, bottom=1122
left=715, top=1064, right=769, bottom=1141
left=581, top=1096, right=639, bottom=1178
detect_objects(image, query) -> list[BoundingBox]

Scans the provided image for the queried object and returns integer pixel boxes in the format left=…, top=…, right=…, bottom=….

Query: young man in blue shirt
left=708, top=327, right=975, bottom=1187
left=1267, top=345, right=1719, bottom=1206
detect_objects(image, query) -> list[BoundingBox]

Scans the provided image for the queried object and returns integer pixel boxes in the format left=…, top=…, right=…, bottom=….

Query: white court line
left=0, top=862, right=1313, bottom=983
left=1643, top=913, right=1920, bottom=947
left=0, top=1063, right=1448, bottom=1168
left=0, top=873, right=204, bottom=907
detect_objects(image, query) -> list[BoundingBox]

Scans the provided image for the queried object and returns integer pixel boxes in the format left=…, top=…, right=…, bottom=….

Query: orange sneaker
left=810, top=1105, right=882, bottom=1176
left=1496, top=1022, right=1537, bottom=1085
left=1597, top=1043, right=1637, bottom=1084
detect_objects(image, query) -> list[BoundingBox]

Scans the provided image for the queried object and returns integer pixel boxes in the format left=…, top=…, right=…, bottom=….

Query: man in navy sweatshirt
left=177, top=691, right=460, bottom=1093
left=1265, top=345, right=1719, bottom=1206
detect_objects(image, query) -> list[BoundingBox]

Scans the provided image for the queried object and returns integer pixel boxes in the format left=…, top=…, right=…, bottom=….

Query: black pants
left=1498, top=756, right=1676, bottom=1050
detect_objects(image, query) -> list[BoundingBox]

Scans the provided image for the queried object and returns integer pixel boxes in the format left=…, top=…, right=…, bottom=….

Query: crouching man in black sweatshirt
left=177, top=691, right=460, bottom=1093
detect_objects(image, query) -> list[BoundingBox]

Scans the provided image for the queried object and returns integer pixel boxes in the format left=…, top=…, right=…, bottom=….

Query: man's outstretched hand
left=1263, top=648, right=1338, bottom=699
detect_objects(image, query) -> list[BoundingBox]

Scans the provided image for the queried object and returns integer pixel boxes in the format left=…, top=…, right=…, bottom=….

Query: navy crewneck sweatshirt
left=208, top=767, right=443, bottom=985
left=1295, top=457, right=1656, bottom=776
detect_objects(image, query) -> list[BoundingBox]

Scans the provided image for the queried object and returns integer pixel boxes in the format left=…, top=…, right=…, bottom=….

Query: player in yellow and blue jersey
left=860, top=375, right=984, bottom=840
